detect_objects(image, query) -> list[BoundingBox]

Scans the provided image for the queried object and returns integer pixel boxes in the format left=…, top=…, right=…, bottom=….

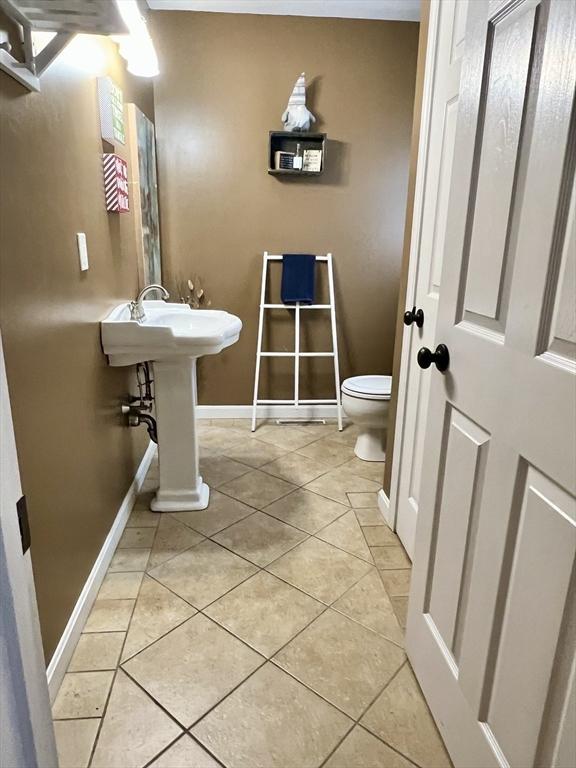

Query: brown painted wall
left=0, top=37, right=153, bottom=660
left=152, top=12, right=419, bottom=404
left=384, top=2, right=430, bottom=497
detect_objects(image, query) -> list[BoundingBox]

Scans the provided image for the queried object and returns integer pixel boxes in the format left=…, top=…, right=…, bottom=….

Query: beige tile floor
left=52, top=420, right=451, bottom=768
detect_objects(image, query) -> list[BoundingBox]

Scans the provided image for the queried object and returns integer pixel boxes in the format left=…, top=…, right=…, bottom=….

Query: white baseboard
left=378, top=488, right=394, bottom=529
left=46, top=441, right=157, bottom=702
left=196, top=404, right=340, bottom=420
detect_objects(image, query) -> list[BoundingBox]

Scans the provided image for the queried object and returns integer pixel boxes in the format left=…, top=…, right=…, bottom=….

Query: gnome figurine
left=281, top=72, right=316, bottom=132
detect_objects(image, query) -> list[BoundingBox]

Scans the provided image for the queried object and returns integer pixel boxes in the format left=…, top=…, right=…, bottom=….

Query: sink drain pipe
left=122, top=405, right=158, bottom=443
left=121, top=361, right=158, bottom=443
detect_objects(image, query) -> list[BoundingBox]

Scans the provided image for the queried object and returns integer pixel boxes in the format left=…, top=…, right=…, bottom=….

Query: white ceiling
left=145, top=1, right=420, bottom=22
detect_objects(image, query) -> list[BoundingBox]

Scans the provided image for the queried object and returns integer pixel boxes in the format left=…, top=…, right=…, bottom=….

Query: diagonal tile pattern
left=362, top=663, right=453, bottom=767
left=199, top=454, right=252, bottom=487
left=324, top=725, right=415, bottom=768
left=213, top=510, right=307, bottom=566
left=224, top=438, right=288, bottom=467
left=204, top=570, right=325, bottom=657
left=261, top=451, right=331, bottom=485
left=91, top=670, right=181, bottom=768
left=191, top=662, right=352, bottom=768
left=219, top=468, right=296, bottom=508
left=273, top=609, right=405, bottom=719
left=170, top=488, right=254, bottom=536
left=315, top=509, right=374, bottom=562
left=52, top=420, right=450, bottom=768
left=322, top=424, right=361, bottom=446
left=340, top=456, right=387, bottom=483
left=266, top=537, right=372, bottom=604
left=304, top=468, right=381, bottom=505
left=263, top=488, right=348, bottom=533
left=149, top=735, right=221, bottom=768
left=148, top=538, right=258, bottom=608
left=123, top=614, right=263, bottom=727
left=250, top=424, right=319, bottom=450
left=121, top=575, right=196, bottom=661
left=146, top=514, right=204, bottom=569
left=297, top=436, right=356, bottom=467
left=199, top=425, right=246, bottom=452
left=333, top=569, right=404, bottom=645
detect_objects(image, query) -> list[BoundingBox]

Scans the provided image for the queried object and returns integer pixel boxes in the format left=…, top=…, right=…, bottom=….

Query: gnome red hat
left=282, top=72, right=316, bottom=132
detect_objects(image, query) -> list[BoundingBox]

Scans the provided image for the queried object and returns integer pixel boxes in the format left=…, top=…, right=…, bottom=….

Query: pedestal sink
left=101, top=300, right=242, bottom=511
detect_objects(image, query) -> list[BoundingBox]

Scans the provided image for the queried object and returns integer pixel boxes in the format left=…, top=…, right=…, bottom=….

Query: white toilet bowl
left=341, top=375, right=392, bottom=462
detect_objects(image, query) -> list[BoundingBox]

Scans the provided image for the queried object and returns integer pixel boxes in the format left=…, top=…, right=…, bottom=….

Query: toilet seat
left=341, top=375, right=392, bottom=401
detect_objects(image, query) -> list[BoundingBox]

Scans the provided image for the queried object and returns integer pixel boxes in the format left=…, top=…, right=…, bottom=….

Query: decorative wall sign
left=97, top=76, right=125, bottom=145
left=103, top=154, right=129, bottom=212
left=303, top=149, right=323, bottom=172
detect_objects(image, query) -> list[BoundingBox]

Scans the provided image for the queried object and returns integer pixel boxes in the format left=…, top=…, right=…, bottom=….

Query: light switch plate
left=77, top=232, right=89, bottom=271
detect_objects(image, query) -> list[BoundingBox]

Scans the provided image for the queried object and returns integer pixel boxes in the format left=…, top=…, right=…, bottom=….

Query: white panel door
left=406, top=1, right=576, bottom=766
left=394, top=0, right=468, bottom=559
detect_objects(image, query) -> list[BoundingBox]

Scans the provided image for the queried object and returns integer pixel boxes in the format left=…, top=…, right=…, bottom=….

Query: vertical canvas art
left=136, top=108, right=162, bottom=286
left=127, top=104, right=162, bottom=287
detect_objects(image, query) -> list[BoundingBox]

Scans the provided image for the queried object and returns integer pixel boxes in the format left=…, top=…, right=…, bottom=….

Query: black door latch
left=404, top=306, right=424, bottom=328
left=17, top=495, right=31, bottom=554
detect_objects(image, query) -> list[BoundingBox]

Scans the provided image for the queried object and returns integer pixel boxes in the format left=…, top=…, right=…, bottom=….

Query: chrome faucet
left=129, top=284, right=170, bottom=322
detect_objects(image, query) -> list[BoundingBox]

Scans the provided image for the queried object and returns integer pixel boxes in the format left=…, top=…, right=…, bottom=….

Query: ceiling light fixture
left=113, top=0, right=159, bottom=77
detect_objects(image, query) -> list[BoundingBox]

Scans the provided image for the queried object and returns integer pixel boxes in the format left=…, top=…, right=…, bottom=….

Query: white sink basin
left=100, top=299, right=242, bottom=512
left=101, top=300, right=242, bottom=366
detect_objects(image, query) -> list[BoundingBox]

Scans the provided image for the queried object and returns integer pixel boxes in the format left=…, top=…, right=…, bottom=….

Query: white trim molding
left=378, top=487, right=393, bottom=526
left=196, top=404, right=341, bottom=420
left=46, top=441, right=157, bottom=702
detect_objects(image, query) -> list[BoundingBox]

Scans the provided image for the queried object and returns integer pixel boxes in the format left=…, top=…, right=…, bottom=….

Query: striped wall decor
left=102, top=153, right=129, bottom=213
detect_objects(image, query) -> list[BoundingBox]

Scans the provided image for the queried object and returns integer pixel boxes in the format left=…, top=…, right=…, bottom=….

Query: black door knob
left=417, top=344, right=450, bottom=373
left=404, top=306, right=424, bottom=328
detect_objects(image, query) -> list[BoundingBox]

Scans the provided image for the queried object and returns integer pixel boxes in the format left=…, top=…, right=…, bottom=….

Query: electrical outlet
left=77, top=232, right=89, bottom=271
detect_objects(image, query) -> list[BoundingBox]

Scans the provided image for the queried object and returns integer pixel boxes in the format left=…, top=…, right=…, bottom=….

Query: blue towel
left=281, top=254, right=316, bottom=305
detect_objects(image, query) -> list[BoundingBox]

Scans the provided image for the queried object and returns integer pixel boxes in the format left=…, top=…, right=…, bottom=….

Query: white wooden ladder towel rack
left=251, top=252, right=343, bottom=432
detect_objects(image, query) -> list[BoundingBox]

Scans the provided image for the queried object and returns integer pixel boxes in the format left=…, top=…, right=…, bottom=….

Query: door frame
left=385, top=0, right=441, bottom=532
left=0, top=330, right=57, bottom=768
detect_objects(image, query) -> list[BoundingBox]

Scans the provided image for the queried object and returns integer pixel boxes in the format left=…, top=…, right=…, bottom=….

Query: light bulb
left=114, top=0, right=159, bottom=77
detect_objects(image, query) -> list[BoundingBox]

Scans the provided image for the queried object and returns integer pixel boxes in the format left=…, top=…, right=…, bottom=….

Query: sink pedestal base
left=150, top=357, right=210, bottom=511
left=151, top=483, right=209, bottom=512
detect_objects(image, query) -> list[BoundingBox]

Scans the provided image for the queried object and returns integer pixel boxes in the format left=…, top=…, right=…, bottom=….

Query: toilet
left=341, top=375, right=392, bottom=462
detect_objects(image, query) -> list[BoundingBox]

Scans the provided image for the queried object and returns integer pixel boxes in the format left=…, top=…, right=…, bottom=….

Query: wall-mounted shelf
left=0, top=0, right=127, bottom=91
left=268, top=131, right=326, bottom=176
